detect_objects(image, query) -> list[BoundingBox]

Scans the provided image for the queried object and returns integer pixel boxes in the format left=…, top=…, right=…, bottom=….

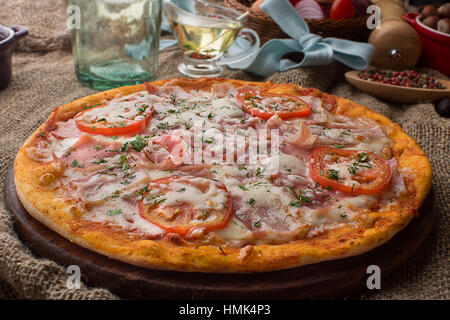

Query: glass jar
left=69, top=0, right=162, bottom=90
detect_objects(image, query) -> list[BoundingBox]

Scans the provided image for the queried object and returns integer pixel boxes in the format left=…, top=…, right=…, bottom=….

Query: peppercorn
left=358, top=68, right=445, bottom=89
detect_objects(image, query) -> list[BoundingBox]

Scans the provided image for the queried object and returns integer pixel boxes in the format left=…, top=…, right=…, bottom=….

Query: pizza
left=14, top=78, right=432, bottom=272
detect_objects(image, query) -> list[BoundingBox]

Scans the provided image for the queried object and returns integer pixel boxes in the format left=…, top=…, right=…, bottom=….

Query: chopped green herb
left=156, top=122, right=171, bottom=130
left=326, top=169, right=339, bottom=180
left=153, top=198, right=166, bottom=206
left=136, top=186, right=149, bottom=198
left=255, top=167, right=264, bottom=178
left=106, top=209, right=122, bottom=216
left=121, top=162, right=130, bottom=171
left=339, top=130, right=350, bottom=137
left=129, top=134, right=147, bottom=152
left=289, top=201, right=302, bottom=208
left=348, top=164, right=358, bottom=175
left=95, top=143, right=105, bottom=151
left=71, top=159, right=83, bottom=168
left=137, top=105, right=149, bottom=113
left=111, top=190, right=120, bottom=198
left=203, top=137, right=215, bottom=144
left=120, top=142, right=129, bottom=152
left=356, top=152, right=370, bottom=162
left=201, top=211, right=209, bottom=220
left=64, top=147, right=77, bottom=157
left=92, top=158, right=107, bottom=164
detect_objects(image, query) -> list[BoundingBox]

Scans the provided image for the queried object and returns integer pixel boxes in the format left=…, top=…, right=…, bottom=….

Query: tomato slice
left=237, top=90, right=311, bottom=120
left=138, top=176, right=233, bottom=236
left=309, top=146, right=392, bottom=195
left=75, top=103, right=154, bottom=136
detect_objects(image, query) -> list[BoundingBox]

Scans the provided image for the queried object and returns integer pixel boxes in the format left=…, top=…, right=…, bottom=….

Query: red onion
left=294, top=0, right=325, bottom=20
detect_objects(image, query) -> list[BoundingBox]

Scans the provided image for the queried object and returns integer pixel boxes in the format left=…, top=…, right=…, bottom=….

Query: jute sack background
left=0, top=0, right=448, bottom=299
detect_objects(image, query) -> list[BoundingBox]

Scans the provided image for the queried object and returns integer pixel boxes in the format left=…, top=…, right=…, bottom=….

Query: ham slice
left=266, top=114, right=284, bottom=129
left=177, top=164, right=214, bottom=179
left=56, top=134, right=120, bottom=169
left=211, top=83, right=237, bottom=98
left=284, top=122, right=317, bottom=148
left=68, top=169, right=149, bottom=206
left=137, top=131, right=190, bottom=170
left=50, top=119, right=82, bottom=139
left=145, top=83, right=192, bottom=100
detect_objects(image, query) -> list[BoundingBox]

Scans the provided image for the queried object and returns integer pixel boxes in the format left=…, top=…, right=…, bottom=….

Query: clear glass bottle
left=70, top=0, right=162, bottom=90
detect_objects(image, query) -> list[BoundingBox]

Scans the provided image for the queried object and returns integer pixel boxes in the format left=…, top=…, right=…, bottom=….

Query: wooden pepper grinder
left=368, top=0, right=421, bottom=69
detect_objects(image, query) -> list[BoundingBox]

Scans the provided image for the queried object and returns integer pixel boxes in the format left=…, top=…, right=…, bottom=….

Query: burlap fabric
left=0, top=0, right=448, bottom=300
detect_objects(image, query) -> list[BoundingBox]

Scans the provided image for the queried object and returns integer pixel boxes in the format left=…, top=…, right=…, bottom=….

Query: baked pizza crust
left=14, top=78, right=432, bottom=272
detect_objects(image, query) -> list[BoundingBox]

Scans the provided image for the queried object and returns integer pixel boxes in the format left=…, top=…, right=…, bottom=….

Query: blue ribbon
left=227, top=0, right=374, bottom=77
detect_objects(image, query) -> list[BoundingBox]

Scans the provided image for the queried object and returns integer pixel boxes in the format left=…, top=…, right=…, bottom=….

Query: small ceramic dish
left=403, top=13, right=450, bottom=76
left=345, top=70, right=450, bottom=104
left=0, top=25, right=28, bottom=90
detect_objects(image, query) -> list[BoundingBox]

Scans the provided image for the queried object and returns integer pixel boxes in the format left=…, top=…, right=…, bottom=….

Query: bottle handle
left=216, top=28, right=260, bottom=66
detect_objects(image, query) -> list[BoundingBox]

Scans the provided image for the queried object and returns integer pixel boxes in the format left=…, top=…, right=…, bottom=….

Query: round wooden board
left=4, top=164, right=436, bottom=299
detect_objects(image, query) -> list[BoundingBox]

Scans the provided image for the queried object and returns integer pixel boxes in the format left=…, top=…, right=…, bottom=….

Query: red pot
left=403, top=13, right=450, bottom=76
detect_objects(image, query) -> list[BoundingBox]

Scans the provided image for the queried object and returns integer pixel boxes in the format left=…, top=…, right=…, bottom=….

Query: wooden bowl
left=345, top=70, right=450, bottom=104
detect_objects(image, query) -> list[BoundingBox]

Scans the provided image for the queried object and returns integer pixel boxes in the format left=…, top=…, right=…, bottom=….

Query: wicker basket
left=225, top=0, right=370, bottom=44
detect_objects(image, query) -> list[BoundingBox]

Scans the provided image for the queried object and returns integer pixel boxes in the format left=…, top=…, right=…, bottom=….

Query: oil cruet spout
left=236, top=11, right=249, bottom=21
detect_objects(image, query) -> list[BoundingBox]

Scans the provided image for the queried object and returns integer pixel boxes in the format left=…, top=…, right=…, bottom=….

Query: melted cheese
left=78, top=92, right=154, bottom=123
left=50, top=137, right=78, bottom=158
left=147, top=178, right=228, bottom=212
